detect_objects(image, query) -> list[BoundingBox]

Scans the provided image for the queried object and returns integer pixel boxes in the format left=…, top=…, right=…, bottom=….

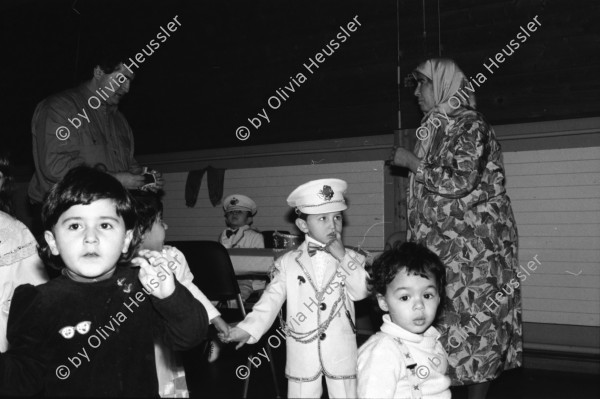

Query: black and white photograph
left=0, top=1, right=598, bottom=398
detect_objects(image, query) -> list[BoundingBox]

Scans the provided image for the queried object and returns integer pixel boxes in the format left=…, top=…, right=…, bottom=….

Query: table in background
left=228, top=247, right=382, bottom=275
left=227, top=248, right=292, bottom=275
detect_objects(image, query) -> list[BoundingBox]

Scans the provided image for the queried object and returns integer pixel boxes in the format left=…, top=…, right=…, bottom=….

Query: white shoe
left=207, top=340, right=221, bottom=363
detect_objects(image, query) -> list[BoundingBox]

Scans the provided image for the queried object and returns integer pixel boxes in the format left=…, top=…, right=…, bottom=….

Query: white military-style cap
left=223, top=194, right=258, bottom=215
left=287, top=178, right=348, bottom=214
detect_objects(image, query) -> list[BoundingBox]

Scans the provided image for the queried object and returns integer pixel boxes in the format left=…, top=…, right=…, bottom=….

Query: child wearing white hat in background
left=224, top=179, right=368, bottom=398
left=218, top=194, right=266, bottom=302
left=219, top=194, right=264, bottom=250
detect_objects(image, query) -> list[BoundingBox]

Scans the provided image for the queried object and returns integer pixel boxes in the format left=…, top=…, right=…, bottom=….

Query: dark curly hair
left=39, top=166, right=141, bottom=270
left=369, top=242, right=447, bottom=323
left=130, top=189, right=165, bottom=238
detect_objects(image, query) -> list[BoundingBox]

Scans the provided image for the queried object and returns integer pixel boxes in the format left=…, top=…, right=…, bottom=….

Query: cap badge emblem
left=317, top=185, right=334, bottom=201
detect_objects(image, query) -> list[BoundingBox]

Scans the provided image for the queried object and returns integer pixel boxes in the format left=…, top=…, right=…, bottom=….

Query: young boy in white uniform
left=219, top=194, right=264, bottom=250
left=225, top=179, right=368, bottom=398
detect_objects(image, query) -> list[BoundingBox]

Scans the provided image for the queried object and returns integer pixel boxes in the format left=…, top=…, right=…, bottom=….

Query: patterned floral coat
left=407, top=110, right=522, bottom=385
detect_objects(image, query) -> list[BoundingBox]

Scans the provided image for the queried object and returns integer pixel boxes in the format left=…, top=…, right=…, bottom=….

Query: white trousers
left=287, top=376, right=356, bottom=398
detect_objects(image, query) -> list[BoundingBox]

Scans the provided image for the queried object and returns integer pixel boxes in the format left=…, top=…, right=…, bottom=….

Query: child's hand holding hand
left=212, top=316, right=230, bottom=337
left=132, top=249, right=176, bottom=299
left=220, top=326, right=251, bottom=349
left=326, top=232, right=346, bottom=261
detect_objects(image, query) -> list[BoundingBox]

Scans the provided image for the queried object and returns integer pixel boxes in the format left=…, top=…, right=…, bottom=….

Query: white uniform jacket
left=237, top=240, right=369, bottom=381
left=219, top=225, right=265, bottom=249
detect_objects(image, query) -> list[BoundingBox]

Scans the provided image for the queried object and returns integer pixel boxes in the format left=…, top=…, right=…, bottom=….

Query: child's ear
left=295, top=218, right=309, bottom=233
left=122, top=229, right=134, bottom=253
left=44, top=230, right=60, bottom=255
left=376, top=294, right=389, bottom=312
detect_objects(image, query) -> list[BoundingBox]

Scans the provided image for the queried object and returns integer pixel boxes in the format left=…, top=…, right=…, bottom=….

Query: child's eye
left=100, top=223, right=113, bottom=229
left=399, top=295, right=409, bottom=301
left=68, top=223, right=81, bottom=230
left=424, top=292, right=437, bottom=300
left=334, top=215, right=343, bottom=221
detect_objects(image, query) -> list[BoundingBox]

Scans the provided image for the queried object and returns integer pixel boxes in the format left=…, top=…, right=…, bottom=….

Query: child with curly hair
left=358, top=242, right=450, bottom=399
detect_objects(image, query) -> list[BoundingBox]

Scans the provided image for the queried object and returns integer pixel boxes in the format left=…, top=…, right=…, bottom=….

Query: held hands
left=389, top=146, right=421, bottom=173
left=220, top=326, right=251, bottom=350
left=212, top=316, right=230, bottom=338
left=325, top=232, right=346, bottom=261
left=131, top=249, right=176, bottom=299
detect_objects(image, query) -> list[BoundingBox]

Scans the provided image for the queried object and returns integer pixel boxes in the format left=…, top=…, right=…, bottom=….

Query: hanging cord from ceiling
left=421, top=0, right=442, bottom=57
left=437, top=0, right=441, bottom=56
left=72, top=0, right=82, bottom=84
left=396, top=0, right=402, bottom=129
left=422, top=0, right=427, bottom=55
left=397, top=0, right=443, bottom=129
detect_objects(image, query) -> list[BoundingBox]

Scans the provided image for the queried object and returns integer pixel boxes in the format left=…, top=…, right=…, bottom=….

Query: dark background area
left=1, top=0, right=598, bottom=170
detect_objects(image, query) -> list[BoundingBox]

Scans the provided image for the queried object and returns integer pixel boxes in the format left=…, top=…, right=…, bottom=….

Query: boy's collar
left=226, top=224, right=250, bottom=233
left=63, top=267, right=117, bottom=283
left=305, top=235, right=326, bottom=247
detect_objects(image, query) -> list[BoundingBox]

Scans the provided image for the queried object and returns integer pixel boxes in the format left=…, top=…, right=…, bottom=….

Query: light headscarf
left=413, top=58, right=476, bottom=158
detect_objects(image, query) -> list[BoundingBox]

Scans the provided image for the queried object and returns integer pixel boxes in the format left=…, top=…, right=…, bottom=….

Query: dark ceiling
left=1, top=0, right=599, bottom=169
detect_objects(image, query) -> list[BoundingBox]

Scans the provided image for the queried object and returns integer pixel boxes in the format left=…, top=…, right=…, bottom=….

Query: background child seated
left=357, top=242, right=450, bottom=398
left=218, top=194, right=265, bottom=302
left=0, top=166, right=207, bottom=397
left=132, top=190, right=230, bottom=393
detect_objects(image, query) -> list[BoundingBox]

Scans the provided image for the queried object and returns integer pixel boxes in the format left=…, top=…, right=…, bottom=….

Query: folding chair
left=167, top=240, right=281, bottom=399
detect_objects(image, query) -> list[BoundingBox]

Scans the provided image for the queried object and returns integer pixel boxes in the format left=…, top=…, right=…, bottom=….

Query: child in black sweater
left=0, top=166, right=207, bottom=397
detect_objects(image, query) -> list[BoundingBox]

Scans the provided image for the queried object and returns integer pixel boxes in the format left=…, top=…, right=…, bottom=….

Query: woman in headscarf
left=390, top=58, right=522, bottom=399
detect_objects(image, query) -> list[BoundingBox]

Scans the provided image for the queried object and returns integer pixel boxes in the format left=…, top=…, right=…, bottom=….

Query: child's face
left=295, top=211, right=343, bottom=245
left=377, top=268, right=440, bottom=334
left=225, top=210, right=251, bottom=229
left=44, top=199, right=133, bottom=279
left=141, top=215, right=168, bottom=251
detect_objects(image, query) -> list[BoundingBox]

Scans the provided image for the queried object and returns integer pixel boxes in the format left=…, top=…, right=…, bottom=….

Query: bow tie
left=307, top=242, right=328, bottom=257
left=225, top=229, right=238, bottom=238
